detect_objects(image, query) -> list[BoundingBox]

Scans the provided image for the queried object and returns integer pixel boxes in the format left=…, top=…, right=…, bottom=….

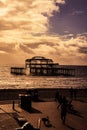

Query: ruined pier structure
left=11, top=56, right=75, bottom=76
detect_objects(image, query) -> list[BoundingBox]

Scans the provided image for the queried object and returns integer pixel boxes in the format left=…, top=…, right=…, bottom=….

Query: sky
left=0, top=0, right=87, bottom=65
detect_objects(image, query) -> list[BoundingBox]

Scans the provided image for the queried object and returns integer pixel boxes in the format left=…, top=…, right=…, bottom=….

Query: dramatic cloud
left=20, top=44, right=35, bottom=54
left=0, top=0, right=87, bottom=65
left=78, top=47, right=87, bottom=54
left=0, top=0, right=65, bottom=43
left=0, top=43, right=16, bottom=53
left=0, top=33, right=87, bottom=65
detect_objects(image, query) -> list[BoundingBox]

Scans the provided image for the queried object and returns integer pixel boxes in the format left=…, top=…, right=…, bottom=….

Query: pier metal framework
left=11, top=67, right=25, bottom=75
left=10, top=56, right=75, bottom=76
left=25, top=56, right=75, bottom=76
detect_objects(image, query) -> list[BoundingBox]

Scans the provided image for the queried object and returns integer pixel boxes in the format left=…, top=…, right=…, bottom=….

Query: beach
left=0, top=0, right=87, bottom=129
left=0, top=88, right=87, bottom=130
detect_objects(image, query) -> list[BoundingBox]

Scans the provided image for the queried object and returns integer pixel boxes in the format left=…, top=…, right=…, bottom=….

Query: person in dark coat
left=55, top=91, right=59, bottom=101
left=69, top=87, right=73, bottom=99
left=73, top=89, right=77, bottom=99
left=60, top=101, right=67, bottom=124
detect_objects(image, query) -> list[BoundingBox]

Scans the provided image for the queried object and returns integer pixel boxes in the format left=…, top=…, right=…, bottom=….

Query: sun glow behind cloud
left=0, top=0, right=64, bottom=43
left=0, top=0, right=87, bottom=65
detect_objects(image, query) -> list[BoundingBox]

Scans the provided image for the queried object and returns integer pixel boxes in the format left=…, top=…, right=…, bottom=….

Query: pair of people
left=55, top=92, right=68, bottom=124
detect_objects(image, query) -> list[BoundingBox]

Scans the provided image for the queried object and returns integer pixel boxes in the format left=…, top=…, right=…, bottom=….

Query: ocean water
left=0, top=66, right=87, bottom=89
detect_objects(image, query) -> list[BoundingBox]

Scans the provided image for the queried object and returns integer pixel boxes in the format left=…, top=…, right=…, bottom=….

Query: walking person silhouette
left=60, top=97, right=67, bottom=124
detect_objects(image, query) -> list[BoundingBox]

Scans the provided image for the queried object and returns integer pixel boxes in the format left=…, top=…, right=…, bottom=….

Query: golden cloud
left=0, top=0, right=65, bottom=43
left=0, top=0, right=87, bottom=65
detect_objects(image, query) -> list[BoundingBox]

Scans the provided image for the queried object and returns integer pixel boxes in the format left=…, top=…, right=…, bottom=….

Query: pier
left=11, top=67, right=25, bottom=75
left=25, top=56, right=75, bottom=76
left=10, top=56, right=75, bottom=76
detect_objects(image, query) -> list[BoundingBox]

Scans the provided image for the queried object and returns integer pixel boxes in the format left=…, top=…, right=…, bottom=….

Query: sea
left=0, top=65, right=87, bottom=89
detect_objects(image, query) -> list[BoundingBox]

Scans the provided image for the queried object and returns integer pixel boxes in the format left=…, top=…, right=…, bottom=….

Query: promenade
left=0, top=97, right=87, bottom=130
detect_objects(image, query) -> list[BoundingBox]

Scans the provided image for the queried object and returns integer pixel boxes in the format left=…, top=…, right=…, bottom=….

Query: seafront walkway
left=0, top=97, right=87, bottom=130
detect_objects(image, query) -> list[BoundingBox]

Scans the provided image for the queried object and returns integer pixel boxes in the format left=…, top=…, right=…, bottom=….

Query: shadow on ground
left=25, top=107, right=42, bottom=113
left=68, top=109, right=83, bottom=118
left=65, top=124, right=76, bottom=130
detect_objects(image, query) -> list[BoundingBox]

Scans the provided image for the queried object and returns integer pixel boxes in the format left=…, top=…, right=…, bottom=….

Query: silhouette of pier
left=25, top=56, right=75, bottom=76
left=11, top=67, right=25, bottom=75
left=10, top=56, right=75, bottom=76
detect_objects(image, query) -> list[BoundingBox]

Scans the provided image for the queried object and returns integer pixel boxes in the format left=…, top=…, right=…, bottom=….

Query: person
left=57, top=94, right=64, bottom=109
left=73, top=89, right=77, bottom=99
left=62, top=96, right=67, bottom=104
left=33, top=89, right=38, bottom=101
left=60, top=101, right=67, bottom=124
left=12, top=100, right=15, bottom=110
left=69, top=87, right=73, bottom=99
left=55, top=91, right=59, bottom=101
